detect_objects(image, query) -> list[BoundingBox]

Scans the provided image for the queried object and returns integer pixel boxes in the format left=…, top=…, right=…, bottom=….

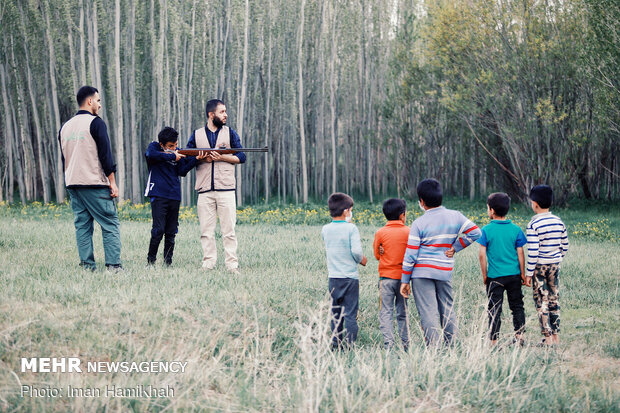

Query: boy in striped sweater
left=400, top=179, right=481, bottom=346
left=526, top=185, right=569, bottom=346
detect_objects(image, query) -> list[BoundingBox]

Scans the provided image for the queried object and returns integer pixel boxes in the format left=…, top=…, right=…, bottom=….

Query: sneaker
left=79, top=262, right=96, bottom=272
left=106, top=264, right=124, bottom=273
left=201, top=263, right=215, bottom=270
left=227, top=267, right=240, bottom=275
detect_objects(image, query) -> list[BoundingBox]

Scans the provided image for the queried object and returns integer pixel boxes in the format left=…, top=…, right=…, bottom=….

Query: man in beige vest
left=58, top=86, right=122, bottom=271
left=186, top=99, right=246, bottom=273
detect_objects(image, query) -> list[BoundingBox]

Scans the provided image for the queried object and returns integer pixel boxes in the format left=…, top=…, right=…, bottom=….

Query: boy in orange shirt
left=374, top=198, right=411, bottom=350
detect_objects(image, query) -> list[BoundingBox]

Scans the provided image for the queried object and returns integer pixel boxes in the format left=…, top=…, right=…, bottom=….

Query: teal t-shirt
left=477, top=220, right=527, bottom=278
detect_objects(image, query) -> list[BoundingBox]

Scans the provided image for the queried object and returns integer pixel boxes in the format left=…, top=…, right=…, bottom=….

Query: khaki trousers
left=197, top=191, right=238, bottom=269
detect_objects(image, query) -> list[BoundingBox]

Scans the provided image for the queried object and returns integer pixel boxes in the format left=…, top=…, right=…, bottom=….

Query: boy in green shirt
left=477, top=193, right=530, bottom=346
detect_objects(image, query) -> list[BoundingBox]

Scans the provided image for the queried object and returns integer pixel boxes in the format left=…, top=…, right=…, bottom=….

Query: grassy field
left=0, top=200, right=618, bottom=411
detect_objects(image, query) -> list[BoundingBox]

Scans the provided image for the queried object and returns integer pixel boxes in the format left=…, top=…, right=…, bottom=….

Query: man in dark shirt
left=58, top=86, right=122, bottom=271
left=186, top=99, right=246, bottom=273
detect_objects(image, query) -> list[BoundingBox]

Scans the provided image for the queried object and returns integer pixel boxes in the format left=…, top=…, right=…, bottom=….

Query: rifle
left=165, top=146, right=269, bottom=156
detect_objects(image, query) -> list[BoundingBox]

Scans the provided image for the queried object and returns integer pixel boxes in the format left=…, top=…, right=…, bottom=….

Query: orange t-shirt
left=373, top=220, right=410, bottom=280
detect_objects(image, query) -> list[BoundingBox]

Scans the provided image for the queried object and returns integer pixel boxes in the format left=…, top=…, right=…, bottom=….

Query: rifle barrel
left=172, top=147, right=269, bottom=156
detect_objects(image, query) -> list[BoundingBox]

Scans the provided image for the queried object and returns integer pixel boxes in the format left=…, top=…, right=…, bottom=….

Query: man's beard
left=213, top=114, right=225, bottom=128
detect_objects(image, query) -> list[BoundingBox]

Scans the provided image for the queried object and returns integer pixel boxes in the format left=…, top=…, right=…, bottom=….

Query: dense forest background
left=0, top=0, right=618, bottom=206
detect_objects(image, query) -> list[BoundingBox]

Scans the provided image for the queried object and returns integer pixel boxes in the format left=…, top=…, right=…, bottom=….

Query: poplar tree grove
left=0, top=0, right=618, bottom=206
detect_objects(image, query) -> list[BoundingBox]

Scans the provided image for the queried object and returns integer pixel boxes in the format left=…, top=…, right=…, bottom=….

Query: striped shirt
left=526, top=212, right=569, bottom=277
left=401, top=206, right=481, bottom=283
left=322, top=221, right=364, bottom=279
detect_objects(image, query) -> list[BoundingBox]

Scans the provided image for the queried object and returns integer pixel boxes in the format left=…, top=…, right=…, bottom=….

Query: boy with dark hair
left=373, top=198, right=410, bottom=350
left=526, top=185, right=569, bottom=346
left=400, top=179, right=481, bottom=346
left=144, top=126, right=201, bottom=266
left=322, top=192, right=368, bottom=349
left=477, top=192, right=529, bottom=346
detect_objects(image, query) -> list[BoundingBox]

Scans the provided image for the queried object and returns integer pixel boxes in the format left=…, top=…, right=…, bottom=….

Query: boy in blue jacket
left=144, top=126, right=200, bottom=266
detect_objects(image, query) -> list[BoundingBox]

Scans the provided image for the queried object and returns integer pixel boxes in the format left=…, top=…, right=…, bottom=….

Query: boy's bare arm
left=478, top=245, right=488, bottom=285
left=517, top=247, right=530, bottom=287
left=373, top=234, right=381, bottom=260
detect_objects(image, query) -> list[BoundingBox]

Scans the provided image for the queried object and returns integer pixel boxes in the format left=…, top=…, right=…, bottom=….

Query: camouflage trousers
left=532, top=263, right=560, bottom=336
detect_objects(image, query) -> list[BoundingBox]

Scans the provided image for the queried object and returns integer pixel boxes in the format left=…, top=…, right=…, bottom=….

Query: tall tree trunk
left=5, top=46, right=26, bottom=205
left=161, top=0, right=170, bottom=125
left=469, top=146, right=476, bottom=200
left=0, top=61, right=15, bottom=203
left=64, top=4, right=79, bottom=94
left=181, top=0, right=197, bottom=206
left=90, top=1, right=102, bottom=92
left=329, top=2, right=338, bottom=194
left=128, top=0, right=140, bottom=202
left=281, top=130, right=286, bottom=203
left=317, top=0, right=327, bottom=200
left=297, top=0, right=308, bottom=203
left=86, top=1, right=96, bottom=85
left=150, top=0, right=158, bottom=140
left=11, top=35, right=35, bottom=201
left=264, top=3, right=272, bottom=204
left=236, top=0, right=250, bottom=205
left=79, top=0, right=87, bottom=85
left=219, top=0, right=231, bottom=99
left=114, top=0, right=125, bottom=201
left=10, top=102, right=26, bottom=204
left=480, top=162, right=487, bottom=196
left=23, top=40, right=51, bottom=203
left=18, top=3, right=50, bottom=203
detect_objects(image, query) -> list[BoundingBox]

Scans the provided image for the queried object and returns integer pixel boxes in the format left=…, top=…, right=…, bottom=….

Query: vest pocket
left=214, top=163, right=236, bottom=189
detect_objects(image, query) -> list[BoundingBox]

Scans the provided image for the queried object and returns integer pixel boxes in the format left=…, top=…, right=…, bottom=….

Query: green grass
left=2, top=197, right=619, bottom=240
left=0, top=202, right=618, bottom=411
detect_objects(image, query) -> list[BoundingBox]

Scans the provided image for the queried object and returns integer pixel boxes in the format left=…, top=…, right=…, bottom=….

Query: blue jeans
left=328, top=278, right=359, bottom=349
left=68, top=187, right=121, bottom=269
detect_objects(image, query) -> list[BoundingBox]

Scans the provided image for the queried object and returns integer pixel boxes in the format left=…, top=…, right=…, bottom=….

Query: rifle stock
left=166, top=147, right=269, bottom=156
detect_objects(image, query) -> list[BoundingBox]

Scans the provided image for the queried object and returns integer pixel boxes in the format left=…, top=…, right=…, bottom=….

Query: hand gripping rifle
left=167, top=146, right=269, bottom=156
